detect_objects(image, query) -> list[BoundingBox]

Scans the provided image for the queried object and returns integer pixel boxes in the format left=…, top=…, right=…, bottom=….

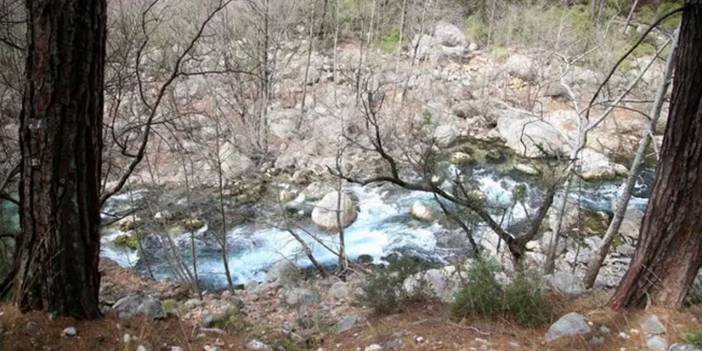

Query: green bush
left=683, top=329, right=702, bottom=347
left=503, top=271, right=552, bottom=327
left=357, top=255, right=434, bottom=315
left=450, top=257, right=552, bottom=327
left=450, top=257, right=503, bottom=319
left=381, top=29, right=401, bottom=53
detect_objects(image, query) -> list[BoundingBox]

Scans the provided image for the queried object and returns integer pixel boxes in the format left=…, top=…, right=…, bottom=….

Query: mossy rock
left=162, top=299, right=177, bottom=317
left=113, top=234, right=139, bottom=250
left=205, top=306, right=247, bottom=332
left=118, top=218, right=142, bottom=232
left=182, top=218, right=205, bottom=231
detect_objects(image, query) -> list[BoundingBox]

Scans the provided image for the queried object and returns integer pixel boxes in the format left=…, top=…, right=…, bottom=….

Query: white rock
left=364, top=344, right=383, bottom=351
left=506, top=54, right=536, bottom=81
left=433, top=125, right=459, bottom=148
left=546, top=271, right=586, bottom=298
left=62, top=327, right=77, bottom=337
left=246, top=339, right=273, bottom=351
left=311, top=191, right=358, bottom=231
left=646, top=335, right=668, bottom=351
left=640, top=314, right=666, bottom=336
left=433, top=22, right=466, bottom=47
left=545, top=312, right=591, bottom=342
left=410, top=201, right=435, bottom=222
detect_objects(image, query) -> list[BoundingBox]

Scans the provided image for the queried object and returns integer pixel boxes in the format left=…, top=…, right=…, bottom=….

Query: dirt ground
left=1, top=261, right=701, bottom=350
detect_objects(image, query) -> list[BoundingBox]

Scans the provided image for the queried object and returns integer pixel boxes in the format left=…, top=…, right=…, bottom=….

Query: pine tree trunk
left=14, top=0, right=106, bottom=319
left=610, top=4, right=702, bottom=309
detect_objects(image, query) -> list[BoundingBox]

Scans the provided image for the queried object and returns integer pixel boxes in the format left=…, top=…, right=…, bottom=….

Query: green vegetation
left=182, top=217, right=205, bottom=231
left=683, top=329, right=702, bottom=347
left=381, top=29, right=401, bottom=53
left=113, top=233, right=140, bottom=250
left=450, top=257, right=503, bottom=318
left=209, top=306, right=248, bottom=332
left=503, top=271, right=552, bottom=327
left=450, top=256, right=553, bottom=327
left=357, top=255, right=436, bottom=315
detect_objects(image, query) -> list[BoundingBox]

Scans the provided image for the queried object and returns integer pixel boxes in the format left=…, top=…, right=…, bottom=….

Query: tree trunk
left=14, top=0, right=106, bottom=319
left=584, top=29, right=678, bottom=289
left=610, top=5, right=702, bottom=309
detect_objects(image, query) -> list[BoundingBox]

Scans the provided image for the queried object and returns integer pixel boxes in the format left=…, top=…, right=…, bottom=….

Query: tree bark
left=610, top=4, right=702, bottom=309
left=584, top=29, right=678, bottom=289
left=14, top=0, right=106, bottom=319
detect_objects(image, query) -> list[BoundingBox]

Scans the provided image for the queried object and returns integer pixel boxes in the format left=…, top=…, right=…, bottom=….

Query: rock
left=336, top=315, right=360, bottom=333
left=113, top=294, right=165, bottom=320
left=278, top=189, right=298, bottom=203
left=453, top=100, right=482, bottom=119
left=284, top=287, right=320, bottom=306
left=620, top=207, right=644, bottom=239
left=136, top=345, right=148, bottom=351
left=410, top=201, right=435, bottom=222
left=646, top=335, right=668, bottom=351
left=578, top=148, right=626, bottom=181
left=641, top=314, right=666, bottom=336
left=545, top=312, right=591, bottom=342
left=329, top=281, right=351, bottom=300
left=669, top=344, right=702, bottom=351
left=433, top=22, right=466, bottom=47
left=170, top=347, right=184, bottom=351
left=137, top=296, right=166, bottom=320
left=546, top=271, right=586, bottom=298
left=484, top=150, right=505, bottom=163
left=364, top=344, right=383, bottom=351
left=514, top=163, right=540, bottom=175
left=506, top=54, right=536, bottom=81
left=311, top=191, right=358, bottom=231
left=303, top=182, right=334, bottom=201
left=62, top=327, right=77, bottom=337
left=404, top=266, right=460, bottom=303
left=433, top=125, right=458, bottom=148
left=497, top=110, right=569, bottom=158
left=449, top=152, right=474, bottom=166
left=184, top=298, right=205, bottom=310
left=246, top=340, right=273, bottom=351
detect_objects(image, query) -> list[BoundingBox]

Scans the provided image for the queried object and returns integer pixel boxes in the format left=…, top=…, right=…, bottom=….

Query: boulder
left=336, top=315, right=361, bottom=333
left=670, top=345, right=702, bottom=351
left=449, top=152, right=474, bottom=166
left=311, top=191, right=358, bottom=231
left=514, top=163, right=540, bottom=175
left=641, top=314, right=666, bottom=336
left=433, top=125, right=459, bottom=148
left=545, top=312, right=591, bottom=342
left=546, top=271, right=586, bottom=298
left=284, top=287, right=320, bottom=306
left=506, top=54, right=536, bottom=81
left=497, top=110, right=569, bottom=158
left=433, top=22, right=466, bottom=47
left=646, top=335, right=668, bottom=351
left=403, top=266, right=461, bottom=303
left=453, top=100, right=482, bottom=119
left=113, top=294, right=165, bottom=320
left=410, top=201, right=435, bottom=222
left=578, top=148, right=628, bottom=181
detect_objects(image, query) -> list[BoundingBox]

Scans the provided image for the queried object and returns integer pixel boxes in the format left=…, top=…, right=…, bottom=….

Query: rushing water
left=99, top=166, right=654, bottom=290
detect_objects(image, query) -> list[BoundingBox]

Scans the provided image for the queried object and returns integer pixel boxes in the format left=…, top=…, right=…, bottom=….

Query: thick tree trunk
left=610, top=4, right=702, bottom=309
left=14, top=0, right=106, bottom=319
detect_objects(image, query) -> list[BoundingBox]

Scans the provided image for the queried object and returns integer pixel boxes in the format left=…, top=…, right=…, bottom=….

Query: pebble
left=62, top=327, right=77, bottom=337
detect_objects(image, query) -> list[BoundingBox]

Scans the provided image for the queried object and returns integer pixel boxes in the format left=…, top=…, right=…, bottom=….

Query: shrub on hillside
left=450, top=256, right=553, bottom=327
left=357, top=255, right=435, bottom=315
left=450, top=256, right=503, bottom=318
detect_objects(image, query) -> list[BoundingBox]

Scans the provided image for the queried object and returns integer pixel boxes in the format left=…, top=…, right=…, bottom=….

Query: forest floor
left=1, top=261, right=702, bottom=351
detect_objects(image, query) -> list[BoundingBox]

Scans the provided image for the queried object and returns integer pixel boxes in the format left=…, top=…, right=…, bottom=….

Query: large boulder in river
left=497, top=110, right=569, bottom=158
left=311, top=191, right=358, bottom=231
left=433, top=22, right=467, bottom=47
left=433, top=124, right=459, bottom=148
